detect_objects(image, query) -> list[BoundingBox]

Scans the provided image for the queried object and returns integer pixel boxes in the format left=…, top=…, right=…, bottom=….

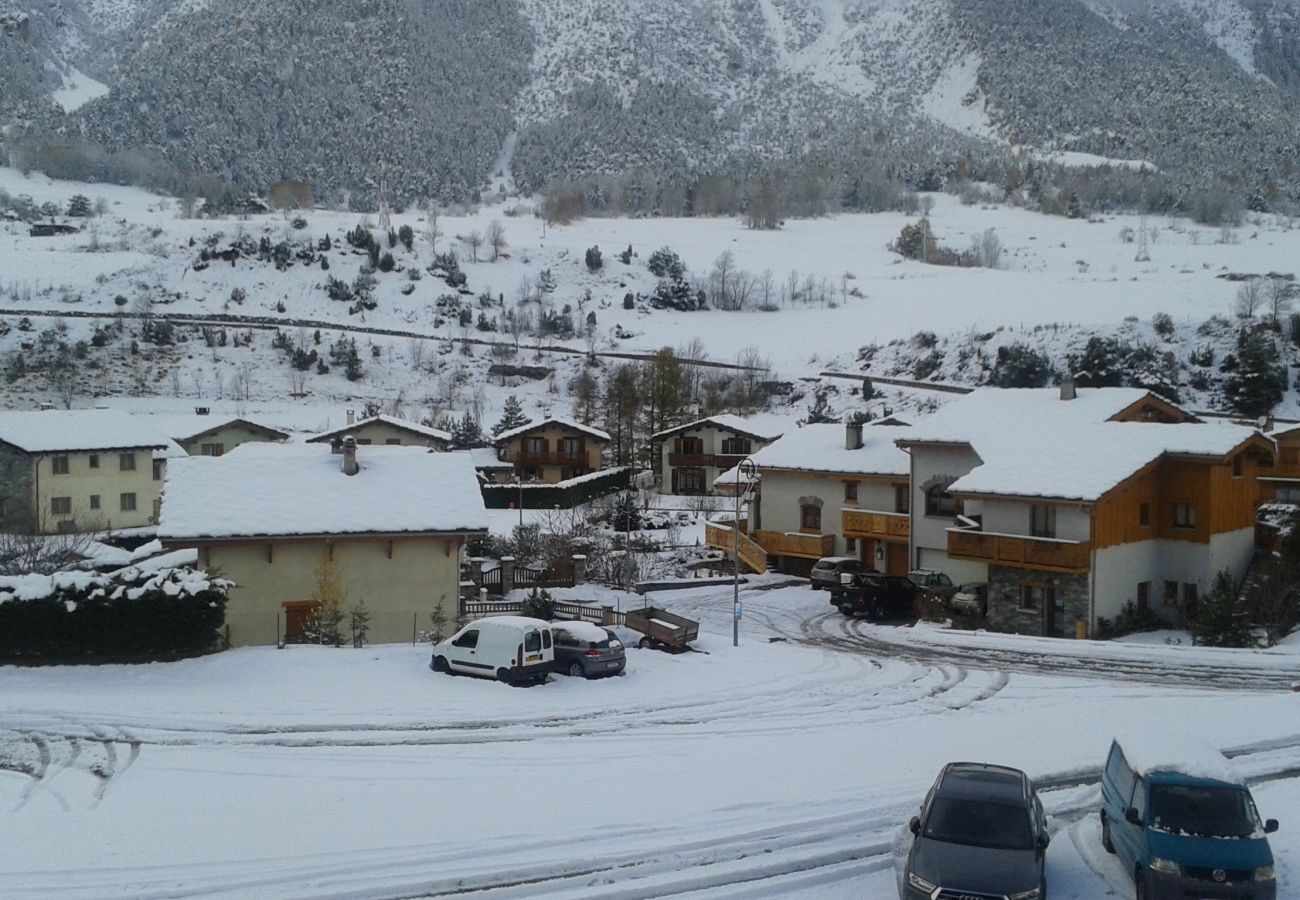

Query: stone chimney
left=845, top=419, right=864, bottom=450
left=194, top=406, right=210, bottom=416
left=341, top=435, right=359, bottom=476
left=1059, top=373, right=1077, bottom=401
left=346, top=408, right=356, bottom=426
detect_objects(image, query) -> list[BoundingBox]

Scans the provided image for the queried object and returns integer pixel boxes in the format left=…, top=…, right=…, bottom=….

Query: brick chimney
left=341, top=435, right=359, bottom=476
left=1060, top=373, right=1076, bottom=401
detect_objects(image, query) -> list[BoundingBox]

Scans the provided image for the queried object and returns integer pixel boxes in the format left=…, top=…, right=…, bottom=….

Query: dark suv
left=830, top=571, right=916, bottom=620
left=904, top=762, right=1050, bottom=900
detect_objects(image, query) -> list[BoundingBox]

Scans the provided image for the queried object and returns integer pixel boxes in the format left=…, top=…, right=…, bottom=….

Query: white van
left=430, top=616, right=554, bottom=686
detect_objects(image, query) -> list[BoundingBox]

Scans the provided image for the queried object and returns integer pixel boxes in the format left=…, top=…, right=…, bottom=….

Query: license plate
left=526, top=654, right=540, bottom=662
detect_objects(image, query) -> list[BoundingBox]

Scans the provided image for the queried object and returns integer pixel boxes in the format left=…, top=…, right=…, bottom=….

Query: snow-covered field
left=3, top=581, right=1298, bottom=899
left=3, top=166, right=1299, bottom=424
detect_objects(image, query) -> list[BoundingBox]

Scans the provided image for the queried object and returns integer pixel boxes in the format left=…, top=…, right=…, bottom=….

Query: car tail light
left=585, top=649, right=602, bottom=658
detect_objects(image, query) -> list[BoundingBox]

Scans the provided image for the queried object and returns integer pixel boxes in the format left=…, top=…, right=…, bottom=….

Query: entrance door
left=283, top=601, right=317, bottom=642
left=885, top=542, right=908, bottom=576
left=1045, top=588, right=1066, bottom=637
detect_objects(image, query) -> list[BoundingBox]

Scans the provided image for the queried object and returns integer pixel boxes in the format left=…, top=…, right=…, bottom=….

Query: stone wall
left=0, top=444, right=34, bottom=530
left=986, top=564, right=1090, bottom=637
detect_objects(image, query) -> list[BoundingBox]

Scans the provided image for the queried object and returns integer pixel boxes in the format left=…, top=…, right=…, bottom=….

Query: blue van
left=1100, top=737, right=1279, bottom=899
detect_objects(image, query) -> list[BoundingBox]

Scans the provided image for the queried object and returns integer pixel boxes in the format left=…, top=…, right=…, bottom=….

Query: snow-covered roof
left=948, top=421, right=1264, bottom=502
left=0, top=410, right=173, bottom=453
left=493, top=417, right=611, bottom=444
left=306, top=414, right=451, bottom=445
left=141, top=413, right=290, bottom=443
left=159, top=444, right=487, bottom=541
left=742, top=422, right=911, bottom=477
left=897, top=387, right=1177, bottom=448
left=897, top=388, right=1260, bottom=502
left=471, top=447, right=513, bottom=469
left=651, top=413, right=789, bottom=443
left=1114, top=732, right=1244, bottom=785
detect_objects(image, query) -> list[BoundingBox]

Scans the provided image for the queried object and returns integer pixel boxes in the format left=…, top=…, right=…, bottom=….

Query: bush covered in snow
left=0, top=565, right=230, bottom=662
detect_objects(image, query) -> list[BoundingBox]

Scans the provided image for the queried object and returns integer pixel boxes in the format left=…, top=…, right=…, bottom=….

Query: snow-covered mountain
left=2, top=0, right=1298, bottom=206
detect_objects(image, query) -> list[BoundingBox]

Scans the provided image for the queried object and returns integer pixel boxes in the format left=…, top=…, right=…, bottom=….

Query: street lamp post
left=732, top=457, right=758, bottom=648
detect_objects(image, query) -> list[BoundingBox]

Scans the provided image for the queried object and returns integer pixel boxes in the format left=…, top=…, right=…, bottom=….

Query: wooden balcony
left=705, top=521, right=767, bottom=573
left=668, top=452, right=748, bottom=470
left=753, top=530, right=836, bottom=560
left=842, top=508, right=910, bottom=541
left=516, top=451, right=590, bottom=468
left=947, top=528, right=1091, bottom=574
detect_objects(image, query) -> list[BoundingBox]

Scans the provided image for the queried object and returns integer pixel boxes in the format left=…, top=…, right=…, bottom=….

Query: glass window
left=524, top=437, right=546, bottom=455
left=1139, top=502, right=1150, bottom=527
left=1149, top=785, right=1258, bottom=838
left=1137, top=581, right=1149, bottom=610
left=89, top=494, right=100, bottom=510
left=721, top=437, right=752, bottom=455
left=120, top=492, right=137, bottom=511
left=51, top=496, right=72, bottom=515
left=200, top=443, right=224, bottom=456
left=524, top=630, right=541, bottom=653
left=52, top=456, right=70, bottom=475
left=925, top=483, right=960, bottom=517
left=1030, top=504, right=1056, bottom=538
left=922, top=798, right=1033, bottom=851
left=385, top=438, right=401, bottom=445
left=88, top=454, right=99, bottom=469
left=843, top=481, right=858, bottom=502
left=1130, top=778, right=1147, bottom=823
left=801, top=504, right=821, bottom=530
left=1276, top=486, right=1300, bottom=504
left=894, top=484, right=910, bottom=515
left=119, top=453, right=136, bottom=471
left=453, top=630, right=479, bottom=649
left=542, top=630, right=552, bottom=650
left=152, top=459, right=165, bottom=481
left=1174, top=502, right=1196, bottom=529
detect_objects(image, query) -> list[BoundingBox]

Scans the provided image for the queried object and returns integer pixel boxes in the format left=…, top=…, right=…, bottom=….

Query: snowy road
left=2, top=582, right=1297, bottom=899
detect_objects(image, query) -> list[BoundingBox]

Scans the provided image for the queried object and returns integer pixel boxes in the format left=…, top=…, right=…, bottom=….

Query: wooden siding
left=1094, top=452, right=1262, bottom=550
left=842, top=508, right=910, bottom=541
left=948, top=529, right=1090, bottom=573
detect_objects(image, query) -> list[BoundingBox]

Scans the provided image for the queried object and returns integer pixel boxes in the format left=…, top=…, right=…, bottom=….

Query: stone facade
left=986, top=564, right=1090, bottom=637
left=0, top=444, right=35, bottom=529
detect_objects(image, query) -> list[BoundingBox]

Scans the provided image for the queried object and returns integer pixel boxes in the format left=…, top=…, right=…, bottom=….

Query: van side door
left=448, top=629, right=483, bottom=673
left=1127, top=777, right=1149, bottom=868
left=1104, top=744, right=1139, bottom=867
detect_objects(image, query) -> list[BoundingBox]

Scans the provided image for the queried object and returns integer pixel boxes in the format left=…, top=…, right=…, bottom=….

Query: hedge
left=482, top=466, right=631, bottom=509
left=0, top=566, right=230, bottom=662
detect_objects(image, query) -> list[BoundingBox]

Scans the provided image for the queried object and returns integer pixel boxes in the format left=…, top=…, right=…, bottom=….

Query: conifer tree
left=492, top=394, right=531, bottom=436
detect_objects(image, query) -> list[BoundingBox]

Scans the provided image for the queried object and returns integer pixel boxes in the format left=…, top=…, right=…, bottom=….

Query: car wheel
left=568, top=661, right=585, bottom=678
left=637, top=637, right=651, bottom=649
left=1134, top=868, right=1147, bottom=900
left=432, top=655, right=450, bottom=674
left=1101, top=813, right=1115, bottom=854
left=496, top=668, right=512, bottom=685
left=871, top=603, right=886, bottom=621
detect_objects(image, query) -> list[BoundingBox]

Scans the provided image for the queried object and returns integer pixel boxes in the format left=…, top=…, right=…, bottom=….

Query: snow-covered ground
left=2, top=581, right=1297, bottom=899
left=3, top=166, right=1299, bottom=424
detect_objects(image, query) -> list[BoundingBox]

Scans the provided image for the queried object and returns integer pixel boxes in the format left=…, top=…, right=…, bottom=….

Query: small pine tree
left=585, top=245, right=602, bottom=271
left=449, top=410, right=483, bottom=449
left=1191, top=571, right=1254, bottom=648
left=802, top=387, right=837, bottom=424
left=378, top=252, right=396, bottom=273
left=344, top=338, right=364, bottom=382
left=398, top=224, right=414, bottom=251
left=66, top=194, right=93, bottom=217
left=492, top=395, right=531, bottom=436
left=428, top=601, right=451, bottom=644
left=520, top=587, right=556, bottom=621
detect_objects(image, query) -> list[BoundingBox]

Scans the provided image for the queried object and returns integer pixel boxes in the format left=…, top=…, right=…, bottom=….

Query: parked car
left=904, top=762, right=1050, bottom=900
left=810, top=556, right=869, bottom=591
left=1101, top=736, right=1278, bottom=900
left=551, top=620, right=626, bottom=678
left=829, top=571, right=916, bottom=620
left=908, top=568, right=959, bottom=603
left=950, top=582, right=989, bottom=618
left=430, top=616, right=554, bottom=686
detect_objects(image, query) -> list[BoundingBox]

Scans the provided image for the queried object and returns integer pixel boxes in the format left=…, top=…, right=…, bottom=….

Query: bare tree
left=919, top=196, right=935, bottom=218
left=192, top=368, right=206, bottom=398
left=407, top=336, right=427, bottom=369
left=784, top=269, right=800, bottom=306
left=1266, top=276, right=1294, bottom=326
left=507, top=309, right=529, bottom=351
left=1235, top=279, right=1264, bottom=320
left=465, top=229, right=483, bottom=263
left=486, top=220, right=507, bottom=262
left=288, top=368, right=309, bottom=397
left=971, top=228, right=1003, bottom=269
left=53, top=367, right=77, bottom=409
left=425, top=202, right=442, bottom=255
left=759, top=269, right=776, bottom=310
left=169, top=368, right=183, bottom=397
left=710, top=251, right=736, bottom=309
left=0, top=527, right=98, bottom=575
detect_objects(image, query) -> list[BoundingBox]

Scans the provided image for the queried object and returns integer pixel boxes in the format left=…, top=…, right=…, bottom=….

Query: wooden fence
left=460, top=598, right=626, bottom=626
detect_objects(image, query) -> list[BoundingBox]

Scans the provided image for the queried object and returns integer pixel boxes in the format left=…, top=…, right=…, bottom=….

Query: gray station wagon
left=550, top=621, right=626, bottom=679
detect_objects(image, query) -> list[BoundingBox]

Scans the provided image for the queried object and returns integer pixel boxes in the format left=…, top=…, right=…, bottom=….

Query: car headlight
left=1009, top=889, right=1042, bottom=900
left=1149, top=857, right=1182, bottom=876
left=907, top=871, right=937, bottom=892
left=1253, top=865, right=1275, bottom=882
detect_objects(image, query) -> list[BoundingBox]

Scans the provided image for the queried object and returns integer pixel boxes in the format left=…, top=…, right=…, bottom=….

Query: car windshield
left=1149, top=785, right=1258, bottom=838
left=923, top=798, right=1034, bottom=851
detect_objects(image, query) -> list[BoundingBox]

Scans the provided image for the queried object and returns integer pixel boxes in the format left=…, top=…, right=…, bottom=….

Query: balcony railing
left=516, top=451, right=590, bottom=468
left=668, top=452, right=748, bottom=470
left=705, top=521, right=767, bottom=573
left=842, top=508, right=910, bottom=541
left=753, top=530, right=836, bottom=560
left=947, top=528, right=1091, bottom=574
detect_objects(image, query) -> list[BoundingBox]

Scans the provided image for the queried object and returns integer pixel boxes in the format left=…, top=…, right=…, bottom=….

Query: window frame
left=1173, top=502, right=1196, bottom=530
left=89, top=494, right=101, bottom=510
left=50, top=496, right=72, bottom=516
left=120, top=492, right=138, bottom=512
left=843, top=481, right=859, bottom=503
left=88, top=453, right=100, bottom=469
left=894, top=484, right=910, bottom=515
left=1138, top=502, right=1150, bottom=528
left=800, top=503, right=822, bottom=531
left=1029, top=504, right=1056, bottom=539
left=119, top=452, right=136, bottom=472
left=924, top=483, right=960, bottom=518
left=52, top=455, right=70, bottom=475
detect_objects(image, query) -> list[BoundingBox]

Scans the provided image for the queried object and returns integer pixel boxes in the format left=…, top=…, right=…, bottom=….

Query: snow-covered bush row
left=0, top=565, right=230, bottom=662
